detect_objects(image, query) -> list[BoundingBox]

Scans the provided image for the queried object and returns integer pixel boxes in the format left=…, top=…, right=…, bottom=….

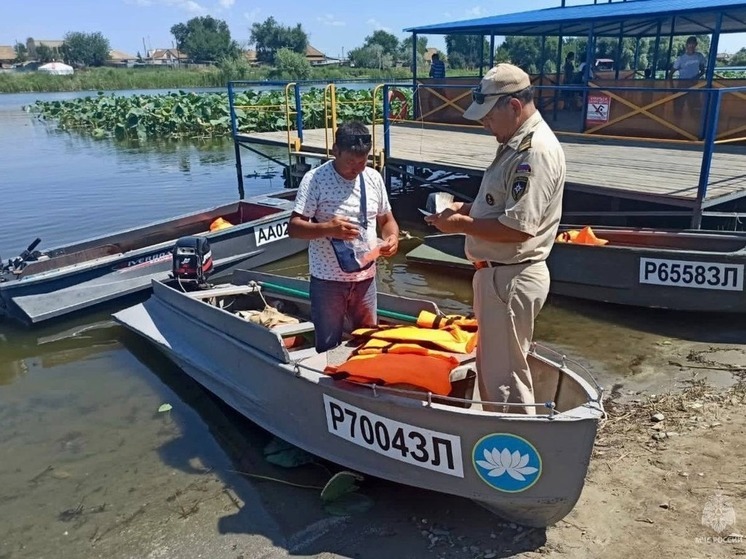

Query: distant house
left=245, top=45, right=334, bottom=66
left=424, top=48, right=439, bottom=63
left=146, top=48, right=188, bottom=66
left=244, top=49, right=258, bottom=66
left=26, top=38, right=64, bottom=60
left=108, top=49, right=137, bottom=67
left=717, top=52, right=731, bottom=64
left=306, top=45, right=327, bottom=65
left=0, top=45, right=16, bottom=69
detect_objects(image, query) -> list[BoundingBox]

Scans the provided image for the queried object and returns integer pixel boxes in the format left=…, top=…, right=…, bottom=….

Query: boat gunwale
left=3, top=207, right=293, bottom=285
left=423, top=231, right=746, bottom=259
left=138, top=279, right=605, bottom=422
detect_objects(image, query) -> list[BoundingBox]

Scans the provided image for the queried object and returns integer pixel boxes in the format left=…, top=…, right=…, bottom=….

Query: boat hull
left=406, top=230, right=746, bottom=312
left=114, top=277, right=603, bottom=527
left=0, top=194, right=307, bottom=325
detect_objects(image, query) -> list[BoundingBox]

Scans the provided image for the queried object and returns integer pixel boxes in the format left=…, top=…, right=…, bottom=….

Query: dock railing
left=229, top=79, right=402, bottom=188
left=378, top=80, right=746, bottom=229
left=228, top=80, right=305, bottom=194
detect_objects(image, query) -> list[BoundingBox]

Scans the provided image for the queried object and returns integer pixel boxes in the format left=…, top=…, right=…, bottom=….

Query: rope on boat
left=256, top=280, right=419, bottom=323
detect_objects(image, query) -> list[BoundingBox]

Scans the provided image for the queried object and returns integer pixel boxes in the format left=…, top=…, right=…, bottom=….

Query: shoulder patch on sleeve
left=511, top=177, right=529, bottom=201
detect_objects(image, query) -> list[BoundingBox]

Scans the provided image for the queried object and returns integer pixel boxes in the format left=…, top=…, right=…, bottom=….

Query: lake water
left=1, top=87, right=743, bottom=558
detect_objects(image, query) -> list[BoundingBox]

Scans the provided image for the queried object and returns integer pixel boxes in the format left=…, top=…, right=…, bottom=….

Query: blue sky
left=3, top=0, right=745, bottom=59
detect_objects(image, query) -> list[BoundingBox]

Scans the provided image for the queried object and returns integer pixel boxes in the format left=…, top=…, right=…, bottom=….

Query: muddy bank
left=2, top=341, right=742, bottom=559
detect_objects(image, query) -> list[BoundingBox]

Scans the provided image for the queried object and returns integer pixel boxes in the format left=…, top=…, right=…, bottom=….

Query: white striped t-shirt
left=293, top=161, right=391, bottom=282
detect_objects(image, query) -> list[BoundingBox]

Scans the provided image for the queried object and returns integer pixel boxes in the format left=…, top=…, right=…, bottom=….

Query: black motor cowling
left=171, top=236, right=213, bottom=284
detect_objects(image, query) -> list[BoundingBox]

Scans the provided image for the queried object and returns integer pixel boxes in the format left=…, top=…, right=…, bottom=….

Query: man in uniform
left=426, top=64, right=566, bottom=414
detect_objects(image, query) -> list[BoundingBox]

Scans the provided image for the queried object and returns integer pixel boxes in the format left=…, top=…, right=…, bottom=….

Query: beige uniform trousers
left=472, top=261, right=550, bottom=414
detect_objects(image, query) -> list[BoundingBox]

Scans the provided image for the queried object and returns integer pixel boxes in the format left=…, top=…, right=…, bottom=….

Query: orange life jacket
left=351, top=338, right=454, bottom=359
left=210, top=217, right=233, bottom=232
left=352, top=324, right=476, bottom=354
left=326, top=352, right=458, bottom=395
left=556, top=225, right=608, bottom=246
left=416, top=310, right=478, bottom=332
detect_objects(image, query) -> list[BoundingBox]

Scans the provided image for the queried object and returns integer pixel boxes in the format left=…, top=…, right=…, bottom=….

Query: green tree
left=400, top=35, right=428, bottom=59
left=496, top=37, right=542, bottom=73
left=399, top=36, right=428, bottom=68
left=270, top=47, right=311, bottom=79
left=363, top=30, right=399, bottom=58
left=171, top=16, right=239, bottom=63
left=445, top=35, right=490, bottom=69
left=61, top=32, right=110, bottom=67
left=728, top=47, right=746, bottom=66
left=447, top=52, right=466, bottom=69
left=13, top=43, right=28, bottom=63
left=35, top=44, right=54, bottom=63
left=250, top=17, right=308, bottom=64
left=217, top=55, right=255, bottom=81
left=348, top=44, right=393, bottom=69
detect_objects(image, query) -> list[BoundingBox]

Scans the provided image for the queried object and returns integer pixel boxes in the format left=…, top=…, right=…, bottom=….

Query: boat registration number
left=254, top=219, right=289, bottom=246
left=639, top=258, right=744, bottom=291
left=323, top=395, right=464, bottom=477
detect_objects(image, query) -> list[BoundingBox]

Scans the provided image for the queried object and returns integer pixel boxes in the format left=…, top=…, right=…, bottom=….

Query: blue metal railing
left=227, top=78, right=412, bottom=144
left=377, top=80, right=746, bottom=228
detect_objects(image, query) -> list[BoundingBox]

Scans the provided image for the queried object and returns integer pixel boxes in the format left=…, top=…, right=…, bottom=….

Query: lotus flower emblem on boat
left=472, top=434, right=542, bottom=492
left=477, top=448, right=538, bottom=481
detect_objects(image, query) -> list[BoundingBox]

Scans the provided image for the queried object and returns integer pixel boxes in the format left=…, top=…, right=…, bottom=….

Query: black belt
left=473, top=260, right=536, bottom=270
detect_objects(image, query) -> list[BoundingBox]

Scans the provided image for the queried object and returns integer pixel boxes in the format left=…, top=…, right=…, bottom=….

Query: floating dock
left=238, top=125, right=746, bottom=211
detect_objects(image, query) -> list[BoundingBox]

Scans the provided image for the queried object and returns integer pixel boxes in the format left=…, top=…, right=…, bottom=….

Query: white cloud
left=218, top=0, right=235, bottom=7
left=182, top=0, right=206, bottom=13
left=125, top=0, right=207, bottom=14
left=243, top=8, right=261, bottom=24
left=465, top=6, right=485, bottom=18
left=367, top=18, right=390, bottom=32
left=317, top=14, right=345, bottom=27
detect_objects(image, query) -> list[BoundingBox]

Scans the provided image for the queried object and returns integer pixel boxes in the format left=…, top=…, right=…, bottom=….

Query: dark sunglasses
left=336, top=133, right=372, bottom=147
left=472, top=90, right=503, bottom=104
left=472, top=89, right=521, bottom=105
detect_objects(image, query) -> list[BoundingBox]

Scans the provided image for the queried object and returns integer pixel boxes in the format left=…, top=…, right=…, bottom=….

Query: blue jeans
left=309, top=276, right=377, bottom=352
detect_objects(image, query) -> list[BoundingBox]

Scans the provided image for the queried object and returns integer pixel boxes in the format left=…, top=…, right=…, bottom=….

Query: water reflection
left=0, top=107, right=288, bottom=257
left=0, top=317, right=118, bottom=386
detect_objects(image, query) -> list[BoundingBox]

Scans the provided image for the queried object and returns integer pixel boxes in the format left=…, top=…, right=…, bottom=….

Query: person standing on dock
left=429, top=52, right=446, bottom=79
left=668, top=36, right=707, bottom=119
left=288, top=122, right=400, bottom=352
left=426, top=64, right=566, bottom=414
left=563, top=51, right=576, bottom=111
left=668, top=36, right=706, bottom=80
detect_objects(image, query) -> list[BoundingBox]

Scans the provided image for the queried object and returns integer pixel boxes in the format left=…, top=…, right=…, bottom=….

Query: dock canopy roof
left=404, top=0, right=746, bottom=38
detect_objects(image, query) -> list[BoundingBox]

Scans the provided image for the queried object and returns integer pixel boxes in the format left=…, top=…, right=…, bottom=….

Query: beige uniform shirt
left=465, top=111, right=566, bottom=264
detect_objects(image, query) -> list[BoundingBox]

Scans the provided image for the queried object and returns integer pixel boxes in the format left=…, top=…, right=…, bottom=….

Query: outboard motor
left=1, top=238, right=42, bottom=281
left=171, top=236, right=213, bottom=286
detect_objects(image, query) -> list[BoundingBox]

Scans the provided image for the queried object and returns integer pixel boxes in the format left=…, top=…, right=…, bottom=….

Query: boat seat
left=271, top=321, right=315, bottom=337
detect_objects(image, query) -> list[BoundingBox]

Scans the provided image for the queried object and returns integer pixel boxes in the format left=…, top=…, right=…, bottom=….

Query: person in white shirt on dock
left=669, top=36, right=707, bottom=80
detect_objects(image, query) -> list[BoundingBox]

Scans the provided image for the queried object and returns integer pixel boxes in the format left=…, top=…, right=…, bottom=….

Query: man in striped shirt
left=429, top=53, right=446, bottom=79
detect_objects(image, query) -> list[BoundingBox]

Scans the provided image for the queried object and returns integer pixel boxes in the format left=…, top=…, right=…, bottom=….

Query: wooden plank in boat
left=185, top=284, right=260, bottom=299
left=271, top=321, right=315, bottom=336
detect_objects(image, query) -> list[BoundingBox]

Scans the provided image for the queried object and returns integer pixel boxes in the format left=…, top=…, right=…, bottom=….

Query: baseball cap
left=463, top=63, right=531, bottom=121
